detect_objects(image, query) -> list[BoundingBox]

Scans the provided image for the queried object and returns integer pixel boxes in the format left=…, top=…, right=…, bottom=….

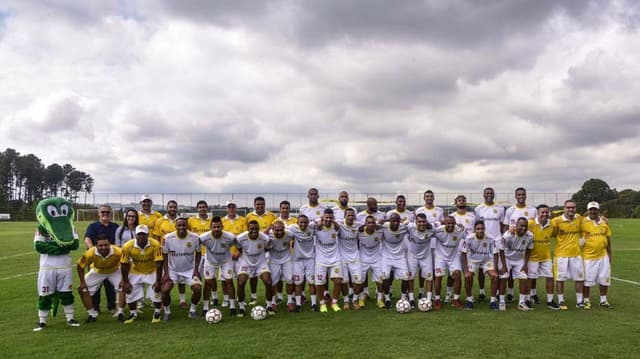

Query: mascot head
left=36, top=197, right=76, bottom=246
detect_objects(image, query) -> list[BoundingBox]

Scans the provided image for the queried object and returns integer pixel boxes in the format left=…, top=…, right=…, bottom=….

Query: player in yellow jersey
left=245, top=196, right=277, bottom=305
left=77, top=234, right=124, bottom=322
left=120, top=225, right=163, bottom=323
left=276, top=200, right=298, bottom=226
left=580, top=202, right=613, bottom=309
left=138, top=194, right=163, bottom=241
left=222, top=200, right=247, bottom=307
left=527, top=205, right=559, bottom=310
left=188, top=201, right=213, bottom=304
left=550, top=200, right=585, bottom=310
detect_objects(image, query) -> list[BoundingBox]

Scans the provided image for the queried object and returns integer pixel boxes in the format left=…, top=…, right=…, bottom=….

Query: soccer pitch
left=0, top=220, right=638, bottom=358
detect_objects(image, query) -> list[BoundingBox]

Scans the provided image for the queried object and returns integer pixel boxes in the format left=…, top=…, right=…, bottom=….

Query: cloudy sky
left=1, top=0, right=639, bottom=199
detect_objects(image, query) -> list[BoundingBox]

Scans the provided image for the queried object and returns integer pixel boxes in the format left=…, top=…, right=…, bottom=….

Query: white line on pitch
left=0, top=271, right=38, bottom=281
left=612, top=277, right=640, bottom=286
left=0, top=252, right=33, bottom=261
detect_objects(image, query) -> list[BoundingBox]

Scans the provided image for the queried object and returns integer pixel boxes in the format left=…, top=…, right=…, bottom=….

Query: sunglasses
left=100, top=211, right=111, bottom=214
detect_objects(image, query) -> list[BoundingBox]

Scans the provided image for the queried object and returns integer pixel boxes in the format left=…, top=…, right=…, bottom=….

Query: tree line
left=0, top=148, right=94, bottom=219
left=570, top=178, right=640, bottom=218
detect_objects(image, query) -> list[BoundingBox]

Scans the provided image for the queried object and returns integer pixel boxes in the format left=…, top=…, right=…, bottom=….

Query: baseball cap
left=140, top=194, right=153, bottom=202
left=226, top=200, right=237, bottom=207
left=135, top=224, right=149, bottom=234
left=587, top=201, right=600, bottom=209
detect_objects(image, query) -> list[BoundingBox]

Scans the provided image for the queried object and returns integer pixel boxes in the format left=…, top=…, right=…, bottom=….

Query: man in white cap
left=580, top=201, right=613, bottom=309
left=138, top=194, right=163, bottom=241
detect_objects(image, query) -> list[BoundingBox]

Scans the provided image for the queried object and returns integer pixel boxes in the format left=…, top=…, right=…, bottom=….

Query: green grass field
left=1, top=220, right=639, bottom=358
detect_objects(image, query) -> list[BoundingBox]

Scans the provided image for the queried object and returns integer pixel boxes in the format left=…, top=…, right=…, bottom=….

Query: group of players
left=41, top=187, right=614, bottom=327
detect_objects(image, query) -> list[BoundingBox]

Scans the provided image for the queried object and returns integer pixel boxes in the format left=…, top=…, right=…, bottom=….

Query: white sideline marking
left=612, top=277, right=640, bottom=286
left=0, top=252, right=33, bottom=260
left=0, top=271, right=38, bottom=281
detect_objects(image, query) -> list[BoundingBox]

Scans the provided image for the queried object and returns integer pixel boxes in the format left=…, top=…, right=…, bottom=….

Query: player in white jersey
left=314, top=209, right=344, bottom=313
left=199, top=216, right=237, bottom=315
left=460, top=220, right=499, bottom=310
left=337, top=208, right=364, bottom=310
left=288, top=215, right=317, bottom=312
left=299, top=187, right=326, bottom=223
left=473, top=187, right=505, bottom=302
left=358, top=215, right=385, bottom=307
left=406, top=213, right=435, bottom=308
left=414, top=190, right=445, bottom=225
left=433, top=216, right=465, bottom=310
left=502, top=187, right=537, bottom=302
left=331, top=191, right=350, bottom=222
left=500, top=217, right=535, bottom=311
left=380, top=213, right=410, bottom=309
left=357, top=197, right=386, bottom=224
left=236, top=220, right=274, bottom=316
left=447, top=195, right=475, bottom=302
left=161, top=217, right=202, bottom=320
left=386, top=195, right=415, bottom=223
left=267, top=221, right=295, bottom=312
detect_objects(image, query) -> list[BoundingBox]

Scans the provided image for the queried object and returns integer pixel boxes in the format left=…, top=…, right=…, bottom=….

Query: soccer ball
left=205, top=308, right=222, bottom=324
left=418, top=297, right=433, bottom=312
left=395, top=299, right=411, bottom=313
left=251, top=305, right=267, bottom=320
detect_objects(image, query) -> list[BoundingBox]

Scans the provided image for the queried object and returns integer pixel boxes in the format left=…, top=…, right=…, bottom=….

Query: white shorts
left=381, top=257, right=409, bottom=281
left=38, top=267, right=73, bottom=296
left=467, top=260, right=495, bottom=274
left=169, top=268, right=201, bottom=286
left=84, top=269, right=122, bottom=296
left=528, top=260, right=553, bottom=279
left=341, top=261, right=364, bottom=284
left=434, top=256, right=462, bottom=278
left=270, top=261, right=293, bottom=285
left=584, top=256, right=611, bottom=287
left=555, top=256, right=585, bottom=282
left=292, top=258, right=315, bottom=285
left=314, top=262, right=343, bottom=285
left=236, top=257, right=270, bottom=278
left=505, top=259, right=527, bottom=279
left=361, top=261, right=383, bottom=283
left=127, top=272, right=161, bottom=304
left=407, top=254, right=433, bottom=280
left=204, top=261, right=235, bottom=281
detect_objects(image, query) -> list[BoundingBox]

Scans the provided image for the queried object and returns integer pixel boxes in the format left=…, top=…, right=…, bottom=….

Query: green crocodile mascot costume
left=33, top=197, right=80, bottom=331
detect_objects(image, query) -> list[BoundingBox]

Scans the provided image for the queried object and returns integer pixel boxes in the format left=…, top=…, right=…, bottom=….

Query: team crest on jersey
left=334, top=268, right=340, bottom=273
left=316, top=211, right=321, bottom=215
left=395, top=234, right=400, bottom=239
left=374, top=237, right=380, bottom=241
left=331, top=234, right=336, bottom=239
left=186, top=242, right=192, bottom=248
left=465, top=219, right=469, bottom=223
left=493, top=209, right=498, bottom=214
left=453, top=236, right=458, bottom=241
left=524, top=211, right=529, bottom=217
left=483, top=243, right=487, bottom=248
left=228, top=269, right=233, bottom=275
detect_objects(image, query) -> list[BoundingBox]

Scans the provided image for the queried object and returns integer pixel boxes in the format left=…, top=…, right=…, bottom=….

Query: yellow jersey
left=188, top=215, right=212, bottom=235
left=138, top=211, right=163, bottom=240
left=551, top=214, right=582, bottom=257
left=275, top=216, right=298, bottom=226
left=154, top=216, right=178, bottom=244
left=527, top=218, right=554, bottom=262
left=246, top=211, right=278, bottom=232
left=580, top=217, right=611, bottom=260
left=77, top=245, right=122, bottom=274
left=120, top=238, right=163, bottom=275
left=222, top=215, right=248, bottom=236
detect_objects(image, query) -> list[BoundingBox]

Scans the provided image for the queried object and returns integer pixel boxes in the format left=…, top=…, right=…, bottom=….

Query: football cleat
left=152, top=312, right=162, bottom=323
left=377, top=300, right=385, bottom=309
left=229, top=308, right=237, bottom=317
left=124, top=314, right=138, bottom=324
left=576, top=302, right=585, bottom=309
left=161, top=312, right=171, bottom=322
left=319, top=304, right=328, bottom=313
left=583, top=300, right=592, bottom=310
left=478, top=293, right=486, bottom=303
left=599, top=300, right=612, bottom=309
left=451, top=299, right=464, bottom=309
left=490, top=301, right=498, bottom=311
left=221, top=300, right=229, bottom=308
left=531, top=294, right=540, bottom=304
left=384, top=300, right=392, bottom=310
left=525, top=300, right=534, bottom=310
left=444, top=293, right=452, bottom=303
left=85, top=315, right=97, bottom=323
left=295, top=305, right=302, bottom=313
left=464, top=301, right=473, bottom=310
left=212, top=299, right=219, bottom=307
left=311, top=304, right=318, bottom=312
left=517, top=303, right=530, bottom=311
left=117, top=313, right=125, bottom=322
left=287, top=303, right=296, bottom=312
left=506, top=294, right=514, bottom=303
left=433, top=299, right=442, bottom=311
left=547, top=301, right=560, bottom=310
left=188, top=311, right=199, bottom=319
left=558, top=301, right=568, bottom=310
left=332, top=303, right=342, bottom=312
left=179, top=301, right=188, bottom=310
left=67, top=319, right=80, bottom=327
left=237, top=308, right=245, bottom=318
left=358, top=297, right=365, bottom=308
left=275, top=298, right=283, bottom=305
left=351, top=302, right=360, bottom=311
left=33, top=322, right=46, bottom=332
left=248, top=298, right=258, bottom=306
left=409, top=300, right=416, bottom=309
left=498, top=302, right=506, bottom=311
left=267, top=306, right=276, bottom=316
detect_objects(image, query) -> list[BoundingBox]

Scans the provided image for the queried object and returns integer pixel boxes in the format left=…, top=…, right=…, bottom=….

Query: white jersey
left=337, top=221, right=361, bottom=263
left=503, top=205, right=537, bottom=226
left=288, top=224, right=315, bottom=260
left=434, top=227, right=465, bottom=261
left=502, top=230, right=534, bottom=262
left=315, top=224, right=340, bottom=265
left=381, top=222, right=408, bottom=260
left=236, top=232, right=269, bottom=266
left=451, top=211, right=476, bottom=234
left=299, top=204, right=326, bottom=222
left=461, top=234, right=497, bottom=262
left=356, top=210, right=385, bottom=224
left=385, top=209, right=415, bottom=223
left=406, top=223, right=434, bottom=259
left=474, top=203, right=505, bottom=239
left=35, top=228, right=78, bottom=268
left=199, top=230, right=236, bottom=266
left=331, top=206, right=350, bottom=222
left=267, top=229, right=294, bottom=265
left=163, top=231, right=201, bottom=273
left=358, top=229, right=383, bottom=264
left=414, top=206, right=445, bottom=225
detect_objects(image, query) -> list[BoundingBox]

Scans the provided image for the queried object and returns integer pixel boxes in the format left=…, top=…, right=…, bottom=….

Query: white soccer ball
left=251, top=305, right=267, bottom=320
left=205, top=308, right=222, bottom=324
left=395, top=299, right=411, bottom=313
left=418, top=297, right=433, bottom=312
